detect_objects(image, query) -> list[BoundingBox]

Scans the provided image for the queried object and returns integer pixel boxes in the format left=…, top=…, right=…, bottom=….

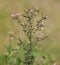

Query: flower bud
left=10, top=37, right=14, bottom=40
left=41, top=22, right=45, bottom=25
left=43, top=16, right=48, bottom=19
left=34, top=12, right=38, bottom=15
left=11, top=14, right=15, bottom=18
left=9, top=31, right=14, bottom=35
left=40, top=27, right=44, bottom=30
left=29, top=9, right=34, bottom=13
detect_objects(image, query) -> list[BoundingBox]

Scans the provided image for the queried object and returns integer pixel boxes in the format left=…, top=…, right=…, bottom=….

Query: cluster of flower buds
left=11, top=13, right=19, bottom=19
left=40, top=20, right=45, bottom=30
left=27, top=8, right=38, bottom=15
left=10, top=9, right=48, bottom=42
left=11, top=13, right=21, bottom=24
left=36, top=15, right=48, bottom=31
left=23, top=8, right=40, bottom=20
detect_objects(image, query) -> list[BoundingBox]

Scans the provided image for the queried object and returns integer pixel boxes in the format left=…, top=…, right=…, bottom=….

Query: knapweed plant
left=0, top=8, right=56, bottom=65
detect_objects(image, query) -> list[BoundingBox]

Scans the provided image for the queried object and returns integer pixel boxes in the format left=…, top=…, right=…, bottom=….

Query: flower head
left=15, top=13, right=19, bottom=17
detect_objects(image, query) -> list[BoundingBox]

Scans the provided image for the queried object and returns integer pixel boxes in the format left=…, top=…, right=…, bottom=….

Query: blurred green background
left=0, top=0, right=60, bottom=64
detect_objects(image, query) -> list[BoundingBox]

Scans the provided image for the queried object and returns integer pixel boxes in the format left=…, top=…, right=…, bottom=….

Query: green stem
left=28, top=19, right=32, bottom=44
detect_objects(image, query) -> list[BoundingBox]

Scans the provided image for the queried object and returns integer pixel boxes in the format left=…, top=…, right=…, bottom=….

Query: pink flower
left=15, top=13, right=19, bottom=16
